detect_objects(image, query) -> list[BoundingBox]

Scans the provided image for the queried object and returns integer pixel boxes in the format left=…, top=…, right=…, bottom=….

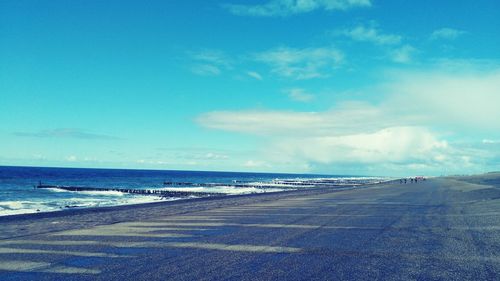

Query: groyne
left=35, top=183, right=225, bottom=198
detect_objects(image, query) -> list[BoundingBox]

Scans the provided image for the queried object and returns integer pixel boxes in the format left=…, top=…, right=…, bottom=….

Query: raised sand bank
left=1, top=174, right=500, bottom=280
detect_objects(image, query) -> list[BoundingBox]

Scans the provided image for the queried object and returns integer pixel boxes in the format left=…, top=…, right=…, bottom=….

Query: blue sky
left=1, top=0, right=500, bottom=176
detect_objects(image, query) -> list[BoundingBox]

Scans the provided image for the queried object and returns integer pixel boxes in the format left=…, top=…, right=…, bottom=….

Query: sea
left=0, top=166, right=386, bottom=217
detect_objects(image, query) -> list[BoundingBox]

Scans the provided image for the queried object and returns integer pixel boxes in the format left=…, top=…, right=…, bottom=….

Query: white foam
left=0, top=201, right=30, bottom=210
left=47, top=188, right=125, bottom=196
left=79, top=190, right=125, bottom=196
left=160, top=186, right=284, bottom=195
left=0, top=195, right=171, bottom=217
left=0, top=208, right=40, bottom=216
left=45, top=188, right=68, bottom=193
left=0, top=200, right=60, bottom=216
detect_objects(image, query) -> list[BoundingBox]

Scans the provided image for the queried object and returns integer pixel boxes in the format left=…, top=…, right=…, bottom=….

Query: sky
left=1, top=0, right=500, bottom=176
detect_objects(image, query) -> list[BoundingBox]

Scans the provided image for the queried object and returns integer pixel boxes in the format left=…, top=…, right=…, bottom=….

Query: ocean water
left=0, top=166, right=384, bottom=216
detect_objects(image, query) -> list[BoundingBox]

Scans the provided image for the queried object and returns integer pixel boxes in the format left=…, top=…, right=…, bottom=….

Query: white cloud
left=386, top=68, right=500, bottom=130
left=285, top=88, right=315, bottom=102
left=198, top=101, right=392, bottom=137
left=244, top=160, right=271, bottom=168
left=276, top=126, right=448, bottom=164
left=191, top=50, right=231, bottom=67
left=190, top=50, right=231, bottom=76
left=199, top=67, right=500, bottom=135
left=191, top=64, right=221, bottom=76
left=66, top=155, right=77, bottom=162
left=83, top=157, right=98, bottom=162
left=32, top=154, right=46, bottom=160
left=333, top=23, right=415, bottom=65
left=247, top=71, right=263, bottom=80
left=224, top=0, right=371, bottom=17
left=431, top=28, right=466, bottom=40
left=199, top=110, right=324, bottom=136
left=483, top=139, right=500, bottom=144
left=255, top=46, right=343, bottom=79
left=390, top=45, right=416, bottom=63
left=197, top=63, right=500, bottom=173
left=204, top=152, right=229, bottom=160
left=337, top=24, right=402, bottom=45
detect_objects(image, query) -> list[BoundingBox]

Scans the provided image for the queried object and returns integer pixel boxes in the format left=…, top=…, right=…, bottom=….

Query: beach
left=1, top=174, right=500, bottom=280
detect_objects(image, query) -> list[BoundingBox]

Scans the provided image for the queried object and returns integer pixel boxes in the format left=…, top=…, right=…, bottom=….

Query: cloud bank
left=198, top=64, right=500, bottom=173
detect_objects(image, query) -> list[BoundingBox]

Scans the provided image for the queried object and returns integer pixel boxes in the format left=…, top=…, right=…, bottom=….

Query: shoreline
left=0, top=188, right=284, bottom=221
left=0, top=184, right=371, bottom=240
left=0, top=181, right=388, bottom=220
left=0, top=165, right=390, bottom=219
left=0, top=185, right=355, bottom=221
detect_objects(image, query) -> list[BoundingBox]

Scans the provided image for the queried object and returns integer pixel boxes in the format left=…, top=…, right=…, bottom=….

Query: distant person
left=410, top=178, right=414, bottom=183
left=404, top=179, right=407, bottom=184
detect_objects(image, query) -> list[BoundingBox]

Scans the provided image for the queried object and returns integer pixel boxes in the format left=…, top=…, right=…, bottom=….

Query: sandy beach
left=1, top=174, right=499, bottom=280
